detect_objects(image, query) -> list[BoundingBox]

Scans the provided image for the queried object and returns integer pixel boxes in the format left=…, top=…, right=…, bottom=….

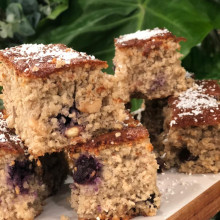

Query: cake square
left=0, top=44, right=127, bottom=156
left=114, top=28, right=189, bottom=101
left=0, top=111, right=68, bottom=219
left=68, top=126, right=160, bottom=219
left=160, top=80, right=220, bottom=173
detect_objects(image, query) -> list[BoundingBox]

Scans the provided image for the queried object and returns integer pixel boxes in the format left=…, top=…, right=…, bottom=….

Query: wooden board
left=168, top=181, right=220, bottom=220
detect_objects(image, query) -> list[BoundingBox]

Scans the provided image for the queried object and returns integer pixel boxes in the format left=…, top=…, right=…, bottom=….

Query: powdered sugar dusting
left=170, top=82, right=220, bottom=127
left=175, top=84, right=218, bottom=110
left=0, top=44, right=99, bottom=75
left=0, top=133, right=7, bottom=142
left=116, top=28, right=170, bottom=45
left=3, top=44, right=95, bottom=64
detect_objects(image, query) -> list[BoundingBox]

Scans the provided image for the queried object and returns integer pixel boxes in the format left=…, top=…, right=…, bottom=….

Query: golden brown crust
left=115, top=31, right=185, bottom=49
left=196, top=80, right=220, bottom=99
left=0, top=142, right=24, bottom=156
left=168, top=80, right=220, bottom=128
left=169, top=108, right=220, bottom=128
left=0, top=44, right=108, bottom=78
left=68, top=126, right=149, bottom=155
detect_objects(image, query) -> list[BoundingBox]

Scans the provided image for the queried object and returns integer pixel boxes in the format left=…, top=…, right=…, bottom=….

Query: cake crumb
left=115, top=132, right=121, bottom=137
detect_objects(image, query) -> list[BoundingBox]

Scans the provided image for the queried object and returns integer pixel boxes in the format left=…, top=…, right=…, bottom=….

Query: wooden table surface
left=168, top=181, right=220, bottom=220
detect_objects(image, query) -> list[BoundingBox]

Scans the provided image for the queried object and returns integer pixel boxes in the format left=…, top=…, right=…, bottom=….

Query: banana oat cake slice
left=68, top=125, right=160, bottom=219
left=113, top=28, right=189, bottom=101
left=159, top=80, right=220, bottom=173
left=0, top=44, right=127, bottom=157
left=0, top=111, right=69, bottom=220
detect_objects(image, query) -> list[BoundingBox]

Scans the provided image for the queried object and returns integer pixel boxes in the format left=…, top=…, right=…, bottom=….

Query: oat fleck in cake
left=0, top=112, right=68, bottom=220
left=160, top=80, right=220, bottom=173
left=68, top=126, right=160, bottom=219
left=0, top=44, right=127, bottom=157
left=114, top=28, right=189, bottom=101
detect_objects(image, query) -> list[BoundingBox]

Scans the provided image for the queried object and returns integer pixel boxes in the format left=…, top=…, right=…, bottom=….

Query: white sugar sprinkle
left=170, top=120, right=177, bottom=127
left=0, top=133, right=7, bottom=142
left=170, top=83, right=219, bottom=127
left=174, top=84, right=218, bottom=110
left=117, top=28, right=169, bottom=44
left=2, top=44, right=96, bottom=71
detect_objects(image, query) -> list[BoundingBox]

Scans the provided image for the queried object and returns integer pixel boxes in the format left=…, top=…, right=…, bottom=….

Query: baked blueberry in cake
left=0, top=112, right=68, bottom=220
left=159, top=80, right=220, bottom=173
left=0, top=44, right=127, bottom=157
left=113, top=28, right=190, bottom=101
left=68, top=125, right=160, bottom=219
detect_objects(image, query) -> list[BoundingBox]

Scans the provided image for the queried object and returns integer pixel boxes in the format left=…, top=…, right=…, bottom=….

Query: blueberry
left=73, top=155, right=102, bottom=184
left=146, top=193, right=156, bottom=204
left=8, top=160, right=35, bottom=194
left=150, top=77, right=165, bottom=92
left=56, top=106, right=80, bottom=133
left=178, top=147, right=199, bottom=163
left=146, top=193, right=157, bottom=208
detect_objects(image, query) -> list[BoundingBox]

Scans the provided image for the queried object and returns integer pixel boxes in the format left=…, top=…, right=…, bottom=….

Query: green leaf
left=130, top=98, right=143, bottom=112
left=0, top=99, right=4, bottom=110
left=183, top=48, right=220, bottom=79
left=6, top=3, right=23, bottom=22
left=9, top=0, right=39, bottom=14
left=182, top=30, right=220, bottom=80
left=5, top=3, right=36, bottom=37
left=47, top=0, right=69, bottom=20
left=0, top=21, right=13, bottom=38
left=30, top=0, right=220, bottom=74
left=15, top=16, right=35, bottom=36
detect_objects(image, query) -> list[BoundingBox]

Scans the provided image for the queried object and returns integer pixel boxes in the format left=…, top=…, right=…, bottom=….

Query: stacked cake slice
left=114, top=28, right=189, bottom=102
left=0, top=112, right=68, bottom=220
left=159, top=80, right=220, bottom=173
left=0, top=44, right=127, bottom=157
left=113, top=28, right=219, bottom=174
left=0, top=43, right=161, bottom=219
left=68, top=125, right=160, bottom=219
